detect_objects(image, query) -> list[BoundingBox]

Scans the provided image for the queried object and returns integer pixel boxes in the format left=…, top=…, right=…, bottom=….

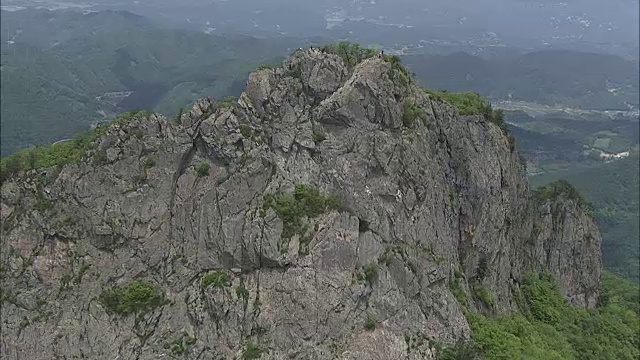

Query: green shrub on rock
left=99, top=280, right=165, bottom=316
left=196, top=162, right=210, bottom=177
left=364, top=313, right=377, bottom=331
left=533, top=179, right=589, bottom=208
left=201, top=271, right=231, bottom=290
left=402, top=102, right=426, bottom=128
left=320, top=42, right=377, bottom=69
left=423, top=90, right=508, bottom=133
left=263, top=184, right=341, bottom=240
left=243, top=343, right=262, bottom=360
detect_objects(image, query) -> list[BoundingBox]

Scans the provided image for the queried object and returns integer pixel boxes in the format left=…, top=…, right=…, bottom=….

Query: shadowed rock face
left=0, top=49, right=601, bottom=359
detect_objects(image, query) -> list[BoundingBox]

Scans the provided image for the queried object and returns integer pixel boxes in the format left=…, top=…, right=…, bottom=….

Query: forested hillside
left=0, top=9, right=300, bottom=156
left=443, top=271, right=639, bottom=360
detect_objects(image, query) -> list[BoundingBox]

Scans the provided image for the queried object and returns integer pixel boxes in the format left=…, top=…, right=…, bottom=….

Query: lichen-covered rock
left=0, top=49, right=601, bottom=359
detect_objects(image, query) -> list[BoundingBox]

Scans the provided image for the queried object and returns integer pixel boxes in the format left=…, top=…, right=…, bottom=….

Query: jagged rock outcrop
left=0, top=49, right=601, bottom=359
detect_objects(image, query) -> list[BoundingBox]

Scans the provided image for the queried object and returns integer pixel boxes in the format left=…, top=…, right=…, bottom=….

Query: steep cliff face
left=0, top=49, right=601, bottom=359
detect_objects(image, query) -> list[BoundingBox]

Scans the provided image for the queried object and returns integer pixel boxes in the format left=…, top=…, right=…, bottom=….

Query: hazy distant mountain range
left=3, top=0, right=638, bottom=59
left=0, top=8, right=303, bottom=156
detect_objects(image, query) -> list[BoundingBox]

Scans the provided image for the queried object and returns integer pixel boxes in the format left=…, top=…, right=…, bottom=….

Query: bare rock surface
left=0, top=49, right=601, bottom=359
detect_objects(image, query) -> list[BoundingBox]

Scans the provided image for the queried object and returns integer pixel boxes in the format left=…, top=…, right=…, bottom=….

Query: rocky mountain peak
left=0, top=47, right=601, bottom=359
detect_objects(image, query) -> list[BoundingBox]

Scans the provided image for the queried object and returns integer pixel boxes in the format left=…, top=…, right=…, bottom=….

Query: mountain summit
left=0, top=46, right=601, bottom=359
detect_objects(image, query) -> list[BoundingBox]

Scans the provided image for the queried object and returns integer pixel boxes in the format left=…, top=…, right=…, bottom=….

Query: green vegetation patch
left=385, top=54, right=412, bottom=88
left=143, top=157, right=156, bottom=169
left=243, top=343, right=263, bottom=360
left=285, top=64, right=303, bottom=79
left=165, top=332, right=197, bottom=356
left=217, top=95, right=237, bottom=108
left=424, top=90, right=507, bottom=133
left=99, top=280, right=165, bottom=316
left=0, top=110, right=149, bottom=182
left=438, top=341, right=482, bottom=360
left=318, top=42, right=412, bottom=86
left=449, top=277, right=469, bottom=307
left=425, top=91, right=489, bottom=116
left=201, top=271, right=231, bottom=290
left=459, top=271, right=640, bottom=360
left=239, top=124, right=252, bottom=138
left=236, top=282, right=250, bottom=301
left=363, top=262, right=378, bottom=284
left=404, top=332, right=435, bottom=354
left=263, top=184, right=341, bottom=240
left=533, top=179, right=589, bottom=208
left=312, top=123, right=327, bottom=143
left=320, top=42, right=378, bottom=70
left=471, top=283, right=495, bottom=309
left=364, top=313, right=377, bottom=331
left=600, top=272, right=640, bottom=315
left=196, top=162, right=210, bottom=177
left=402, top=102, right=426, bottom=128
left=356, top=262, right=378, bottom=285
left=377, top=248, right=392, bottom=266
